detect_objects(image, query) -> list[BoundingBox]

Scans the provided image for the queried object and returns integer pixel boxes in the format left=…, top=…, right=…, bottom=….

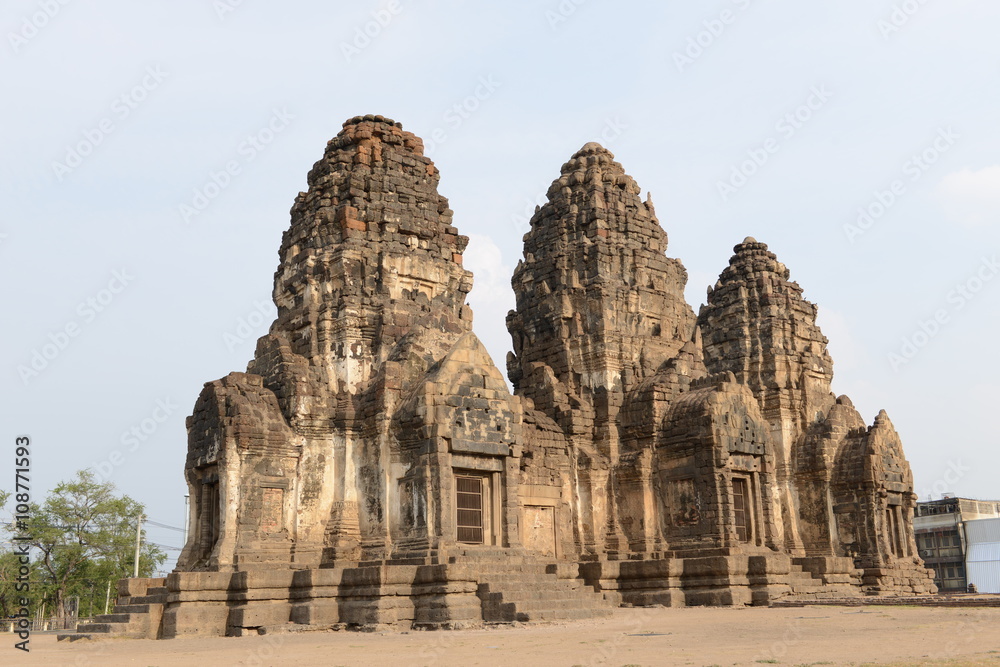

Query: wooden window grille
left=456, top=476, right=484, bottom=544
left=733, top=478, right=751, bottom=543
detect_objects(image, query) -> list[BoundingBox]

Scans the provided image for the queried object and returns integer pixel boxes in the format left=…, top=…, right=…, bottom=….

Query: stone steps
left=474, top=560, right=613, bottom=624
left=481, top=588, right=610, bottom=605
left=75, top=621, right=131, bottom=634
left=786, top=563, right=823, bottom=594
left=459, top=565, right=558, bottom=576
left=483, top=596, right=613, bottom=623
left=58, top=617, right=145, bottom=642
left=786, top=584, right=830, bottom=595
left=773, top=560, right=865, bottom=603
left=518, top=607, right=610, bottom=622
left=490, top=595, right=609, bottom=612
left=57, top=577, right=167, bottom=642
left=122, top=593, right=168, bottom=605
left=481, top=584, right=599, bottom=602
left=87, top=613, right=131, bottom=624
left=468, top=572, right=568, bottom=585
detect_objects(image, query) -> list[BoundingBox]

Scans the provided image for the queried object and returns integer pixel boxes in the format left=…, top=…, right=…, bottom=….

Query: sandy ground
left=10, top=606, right=1000, bottom=667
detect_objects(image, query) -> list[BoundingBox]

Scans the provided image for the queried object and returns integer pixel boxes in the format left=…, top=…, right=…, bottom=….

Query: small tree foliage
left=1, top=470, right=165, bottom=619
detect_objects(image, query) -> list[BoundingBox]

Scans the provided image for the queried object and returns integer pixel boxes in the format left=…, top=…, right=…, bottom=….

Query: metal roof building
left=914, top=497, right=1000, bottom=591
left=965, top=517, right=1000, bottom=594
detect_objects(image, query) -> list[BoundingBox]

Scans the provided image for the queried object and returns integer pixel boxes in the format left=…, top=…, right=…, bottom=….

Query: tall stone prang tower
left=507, top=145, right=934, bottom=602
left=696, top=238, right=929, bottom=587
left=697, top=237, right=836, bottom=553
left=179, top=115, right=526, bottom=572
left=506, top=143, right=695, bottom=558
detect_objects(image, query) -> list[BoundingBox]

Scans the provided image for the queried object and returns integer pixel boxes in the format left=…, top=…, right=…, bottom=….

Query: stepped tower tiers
left=507, top=144, right=933, bottom=597
left=268, top=113, right=473, bottom=395
left=696, top=237, right=836, bottom=553
left=179, top=115, right=529, bottom=577
left=506, top=143, right=695, bottom=557
left=696, top=238, right=934, bottom=592
left=139, top=122, right=936, bottom=640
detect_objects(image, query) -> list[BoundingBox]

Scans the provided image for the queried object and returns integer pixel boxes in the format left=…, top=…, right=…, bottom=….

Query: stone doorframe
left=453, top=468, right=502, bottom=547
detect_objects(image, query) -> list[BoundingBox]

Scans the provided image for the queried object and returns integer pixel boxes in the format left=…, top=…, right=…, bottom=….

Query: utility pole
left=104, top=580, right=112, bottom=615
left=183, top=494, right=190, bottom=547
left=133, top=514, right=144, bottom=578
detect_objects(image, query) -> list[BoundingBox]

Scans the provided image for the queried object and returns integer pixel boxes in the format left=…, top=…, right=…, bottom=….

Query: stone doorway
left=456, top=473, right=490, bottom=545
left=885, top=506, right=903, bottom=557
left=522, top=505, right=557, bottom=557
left=733, top=477, right=753, bottom=543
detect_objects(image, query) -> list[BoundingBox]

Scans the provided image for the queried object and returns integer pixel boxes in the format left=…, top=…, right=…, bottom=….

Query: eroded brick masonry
left=156, top=116, right=934, bottom=636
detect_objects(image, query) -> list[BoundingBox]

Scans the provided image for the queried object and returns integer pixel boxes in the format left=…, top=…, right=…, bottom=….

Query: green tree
left=0, top=552, right=46, bottom=619
left=7, top=470, right=165, bottom=619
left=0, top=491, right=42, bottom=618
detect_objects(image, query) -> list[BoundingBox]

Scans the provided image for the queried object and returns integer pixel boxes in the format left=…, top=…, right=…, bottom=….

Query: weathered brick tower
left=506, top=142, right=695, bottom=560
left=697, top=238, right=933, bottom=592
left=179, top=114, right=519, bottom=571
left=508, top=146, right=933, bottom=605
left=74, top=117, right=933, bottom=639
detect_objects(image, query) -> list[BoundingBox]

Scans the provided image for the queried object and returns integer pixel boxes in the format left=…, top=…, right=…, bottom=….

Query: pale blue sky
left=3, top=0, right=999, bottom=572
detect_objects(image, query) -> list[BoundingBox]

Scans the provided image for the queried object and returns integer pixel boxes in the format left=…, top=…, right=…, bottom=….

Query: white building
left=965, top=517, right=1000, bottom=594
left=914, top=497, right=1000, bottom=591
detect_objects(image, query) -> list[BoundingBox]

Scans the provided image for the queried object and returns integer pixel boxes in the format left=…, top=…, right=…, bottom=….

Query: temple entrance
left=522, top=506, right=557, bottom=557
left=885, top=506, right=904, bottom=557
left=451, top=465, right=503, bottom=548
left=189, top=474, right=221, bottom=566
left=456, top=473, right=491, bottom=544
left=733, top=477, right=753, bottom=543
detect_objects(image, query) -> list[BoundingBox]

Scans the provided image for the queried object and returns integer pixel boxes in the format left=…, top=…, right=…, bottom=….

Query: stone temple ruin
left=80, top=115, right=937, bottom=638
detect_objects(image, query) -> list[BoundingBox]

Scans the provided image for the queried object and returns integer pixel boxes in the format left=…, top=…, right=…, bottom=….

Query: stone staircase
left=57, top=578, right=166, bottom=641
left=778, top=558, right=864, bottom=601
left=448, top=551, right=613, bottom=623
left=785, top=562, right=830, bottom=595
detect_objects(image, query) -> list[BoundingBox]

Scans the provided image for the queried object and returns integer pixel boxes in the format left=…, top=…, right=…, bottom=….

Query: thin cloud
left=935, top=165, right=1000, bottom=228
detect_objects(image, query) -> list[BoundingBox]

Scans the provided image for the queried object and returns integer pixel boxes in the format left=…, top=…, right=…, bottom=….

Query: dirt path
left=14, top=606, right=1000, bottom=667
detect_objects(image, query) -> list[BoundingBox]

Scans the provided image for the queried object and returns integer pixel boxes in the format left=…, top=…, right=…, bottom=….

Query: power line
left=146, top=519, right=185, bottom=532
left=149, top=542, right=182, bottom=552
